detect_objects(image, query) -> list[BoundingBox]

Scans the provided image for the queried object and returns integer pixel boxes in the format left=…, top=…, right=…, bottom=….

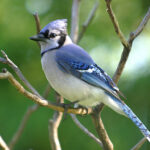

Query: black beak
left=29, top=33, right=46, bottom=42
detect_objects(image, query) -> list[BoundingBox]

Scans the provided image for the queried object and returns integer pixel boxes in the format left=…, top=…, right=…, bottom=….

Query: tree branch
left=49, top=93, right=63, bottom=150
left=70, top=0, right=81, bottom=43
left=77, top=1, right=99, bottom=43
left=0, top=136, right=9, bottom=150
left=9, top=85, right=51, bottom=150
left=105, top=0, right=128, bottom=48
left=33, top=12, right=41, bottom=48
left=0, top=50, right=42, bottom=98
left=33, top=12, right=41, bottom=34
left=112, top=7, right=150, bottom=84
left=91, top=104, right=113, bottom=150
left=131, top=137, right=147, bottom=150
left=9, top=104, right=38, bottom=150
left=129, top=7, right=150, bottom=42
left=104, top=1, right=150, bottom=149
left=0, top=69, right=92, bottom=115
left=70, top=114, right=103, bottom=147
left=8, top=13, right=44, bottom=149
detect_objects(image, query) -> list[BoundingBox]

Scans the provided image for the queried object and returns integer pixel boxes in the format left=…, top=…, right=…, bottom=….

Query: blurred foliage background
left=0, top=0, right=150, bottom=150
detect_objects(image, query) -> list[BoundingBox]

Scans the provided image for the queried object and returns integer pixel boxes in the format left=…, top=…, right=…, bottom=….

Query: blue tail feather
left=113, top=97, right=150, bottom=142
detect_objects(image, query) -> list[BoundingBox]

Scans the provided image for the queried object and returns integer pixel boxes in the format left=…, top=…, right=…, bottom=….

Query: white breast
left=41, top=50, right=125, bottom=116
left=41, top=51, right=108, bottom=107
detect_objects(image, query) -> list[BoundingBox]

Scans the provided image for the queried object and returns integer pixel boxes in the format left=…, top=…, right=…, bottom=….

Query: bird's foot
left=76, top=105, right=89, bottom=116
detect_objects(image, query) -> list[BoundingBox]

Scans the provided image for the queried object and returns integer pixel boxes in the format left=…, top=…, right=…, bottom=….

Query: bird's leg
left=62, top=100, right=79, bottom=119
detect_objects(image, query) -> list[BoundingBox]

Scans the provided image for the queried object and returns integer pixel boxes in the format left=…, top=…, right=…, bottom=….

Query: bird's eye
left=49, top=33, right=57, bottom=38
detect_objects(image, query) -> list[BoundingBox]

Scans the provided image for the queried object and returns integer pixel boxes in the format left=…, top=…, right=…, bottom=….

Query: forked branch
left=49, top=94, right=64, bottom=150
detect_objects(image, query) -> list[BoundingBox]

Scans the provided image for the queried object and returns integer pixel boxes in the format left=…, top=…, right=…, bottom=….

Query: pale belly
left=41, top=51, right=125, bottom=115
left=41, top=51, right=107, bottom=107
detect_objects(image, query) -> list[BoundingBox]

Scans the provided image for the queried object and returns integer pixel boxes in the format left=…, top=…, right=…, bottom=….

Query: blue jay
left=30, top=19, right=150, bottom=142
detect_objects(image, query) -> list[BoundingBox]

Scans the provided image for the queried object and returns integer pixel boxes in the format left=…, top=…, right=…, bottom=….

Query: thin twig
left=0, top=136, right=9, bottom=150
left=131, top=137, right=147, bottom=150
left=77, top=1, right=99, bottom=43
left=105, top=0, right=128, bottom=48
left=70, top=0, right=80, bottom=43
left=9, top=85, right=51, bottom=150
left=70, top=114, right=103, bottom=147
left=9, top=104, right=38, bottom=150
left=0, top=70, right=92, bottom=115
left=33, top=12, right=41, bottom=33
left=8, top=13, right=43, bottom=149
left=49, top=93, right=64, bottom=150
left=33, top=12, right=41, bottom=48
left=91, top=104, right=113, bottom=150
left=105, top=1, right=150, bottom=149
left=0, top=50, right=42, bottom=98
left=112, top=7, right=150, bottom=84
left=1, top=50, right=42, bottom=150
left=130, top=7, right=150, bottom=42
left=43, top=84, right=51, bottom=98
left=0, top=57, right=7, bottom=63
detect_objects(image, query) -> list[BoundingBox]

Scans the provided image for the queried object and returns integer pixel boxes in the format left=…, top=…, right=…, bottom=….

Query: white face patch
left=40, top=38, right=59, bottom=52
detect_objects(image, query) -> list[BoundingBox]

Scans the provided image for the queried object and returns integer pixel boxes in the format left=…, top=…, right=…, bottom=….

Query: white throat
left=64, top=35, right=72, bottom=46
left=40, top=35, right=73, bottom=54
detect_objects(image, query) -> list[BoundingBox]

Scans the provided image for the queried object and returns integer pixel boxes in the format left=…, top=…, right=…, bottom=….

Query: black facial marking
left=58, top=34, right=66, bottom=48
left=49, top=32, right=57, bottom=38
left=41, top=33, right=66, bottom=57
left=40, top=30, right=49, bottom=38
left=44, top=29, right=49, bottom=37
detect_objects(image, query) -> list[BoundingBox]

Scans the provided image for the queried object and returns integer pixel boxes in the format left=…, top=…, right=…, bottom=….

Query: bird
left=30, top=19, right=150, bottom=142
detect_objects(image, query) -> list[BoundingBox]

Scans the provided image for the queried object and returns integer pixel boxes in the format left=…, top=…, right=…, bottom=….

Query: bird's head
left=30, top=19, right=72, bottom=51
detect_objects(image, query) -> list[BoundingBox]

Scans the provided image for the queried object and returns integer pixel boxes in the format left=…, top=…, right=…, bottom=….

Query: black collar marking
left=41, top=35, right=66, bottom=57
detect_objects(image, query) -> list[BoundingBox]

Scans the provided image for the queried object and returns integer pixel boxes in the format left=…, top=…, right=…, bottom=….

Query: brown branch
left=70, top=0, right=81, bottom=43
left=0, top=70, right=92, bottom=115
left=9, top=85, right=51, bottom=150
left=43, top=84, right=51, bottom=98
left=0, top=136, right=9, bottom=150
left=0, top=50, right=42, bottom=98
left=102, top=2, right=150, bottom=149
left=91, top=104, right=113, bottom=150
left=94, top=2, right=150, bottom=150
left=113, top=7, right=150, bottom=84
left=105, top=0, right=128, bottom=48
left=130, top=7, right=150, bottom=42
left=33, top=12, right=41, bottom=34
left=77, top=1, right=99, bottom=43
left=9, top=104, right=38, bottom=150
left=8, top=13, right=43, bottom=149
left=0, top=50, right=42, bottom=150
left=49, top=93, right=64, bottom=150
left=70, top=114, right=103, bottom=147
left=131, top=137, right=147, bottom=150
left=33, top=12, right=41, bottom=48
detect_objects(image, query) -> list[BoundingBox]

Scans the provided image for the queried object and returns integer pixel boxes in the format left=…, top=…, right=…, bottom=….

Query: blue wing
left=55, top=44, right=122, bottom=99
